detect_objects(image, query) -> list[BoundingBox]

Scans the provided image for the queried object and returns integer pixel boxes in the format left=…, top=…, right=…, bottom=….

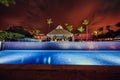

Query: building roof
left=47, top=25, right=73, bottom=37
left=115, top=35, right=120, bottom=39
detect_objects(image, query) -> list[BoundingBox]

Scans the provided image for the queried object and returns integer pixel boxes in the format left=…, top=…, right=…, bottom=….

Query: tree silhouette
left=115, top=22, right=120, bottom=36
left=93, top=31, right=99, bottom=36
left=6, top=26, right=32, bottom=37
left=116, top=22, right=120, bottom=28
left=98, top=27, right=104, bottom=34
left=0, top=31, right=25, bottom=41
left=106, top=25, right=111, bottom=31
left=97, top=27, right=104, bottom=39
left=93, top=31, right=99, bottom=41
left=105, top=25, right=114, bottom=38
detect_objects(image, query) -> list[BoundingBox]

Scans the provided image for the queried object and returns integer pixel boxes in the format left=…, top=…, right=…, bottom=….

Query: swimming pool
left=0, top=50, right=120, bottom=66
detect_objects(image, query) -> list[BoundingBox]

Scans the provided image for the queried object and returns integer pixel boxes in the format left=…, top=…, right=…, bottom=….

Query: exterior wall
left=48, top=35, right=73, bottom=41
left=73, top=34, right=94, bottom=41
left=2, top=41, right=120, bottom=50
left=78, top=34, right=94, bottom=40
left=34, top=34, right=47, bottom=41
left=41, top=36, right=47, bottom=41
left=114, top=37, right=120, bottom=40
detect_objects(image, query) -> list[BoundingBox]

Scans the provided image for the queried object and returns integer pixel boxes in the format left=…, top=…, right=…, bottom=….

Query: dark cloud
left=93, top=0, right=120, bottom=15
left=0, top=0, right=120, bottom=33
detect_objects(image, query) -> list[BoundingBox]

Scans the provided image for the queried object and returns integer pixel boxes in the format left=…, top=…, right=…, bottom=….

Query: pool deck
left=0, top=64, right=120, bottom=80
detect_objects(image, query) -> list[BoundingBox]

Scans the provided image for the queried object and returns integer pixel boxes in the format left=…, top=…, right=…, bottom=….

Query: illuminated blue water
left=0, top=50, right=120, bottom=66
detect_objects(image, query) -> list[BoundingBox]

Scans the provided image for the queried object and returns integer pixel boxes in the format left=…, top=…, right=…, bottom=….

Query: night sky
left=0, top=0, right=120, bottom=34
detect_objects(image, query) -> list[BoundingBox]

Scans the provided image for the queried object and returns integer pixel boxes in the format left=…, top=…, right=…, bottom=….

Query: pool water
left=0, top=50, right=120, bottom=66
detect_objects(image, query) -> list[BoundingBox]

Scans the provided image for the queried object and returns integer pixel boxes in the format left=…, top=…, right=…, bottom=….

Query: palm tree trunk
left=86, top=25, right=88, bottom=41
left=48, top=24, right=50, bottom=33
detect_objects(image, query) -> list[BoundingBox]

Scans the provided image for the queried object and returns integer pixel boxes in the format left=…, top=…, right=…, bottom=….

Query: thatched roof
left=47, top=25, right=73, bottom=37
left=115, top=35, right=120, bottom=39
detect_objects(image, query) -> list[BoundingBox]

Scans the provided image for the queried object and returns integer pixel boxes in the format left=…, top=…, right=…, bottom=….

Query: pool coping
left=0, top=64, right=120, bottom=71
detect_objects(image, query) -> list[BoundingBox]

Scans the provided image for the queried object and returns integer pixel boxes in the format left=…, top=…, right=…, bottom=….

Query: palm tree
left=116, top=22, right=120, bottom=28
left=93, top=31, right=99, bottom=41
left=47, top=18, right=53, bottom=33
left=98, top=27, right=104, bottom=34
left=115, top=22, right=120, bottom=36
left=106, top=25, right=110, bottom=31
left=77, top=26, right=85, bottom=33
left=106, top=25, right=114, bottom=38
left=97, top=27, right=104, bottom=39
left=33, top=30, right=40, bottom=35
left=77, top=26, right=85, bottom=41
left=82, top=19, right=89, bottom=25
left=82, top=19, right=89, bottom=41
left=66, top=25, right=73, bottom=32
left=0, top=0, right=16, bottom=7
left=93, top=31, right=98, bottom=35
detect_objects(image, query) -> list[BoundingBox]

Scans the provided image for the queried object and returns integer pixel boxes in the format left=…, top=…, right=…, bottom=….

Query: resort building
left=47, top=25, right=73, bottom=41
left=114, top=35, right=120, bottom=41
left=73, top=34, right=94, bottom=41
left=34, top=34, right=47, bottom=41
